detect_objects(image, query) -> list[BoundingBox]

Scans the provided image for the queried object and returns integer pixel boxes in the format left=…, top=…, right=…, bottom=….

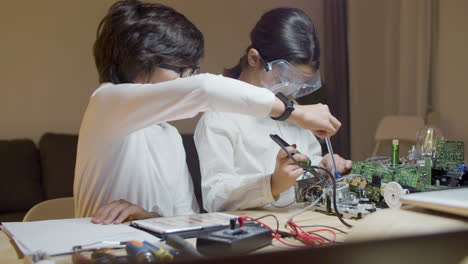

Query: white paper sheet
left=1, top=218, right=159, bottom=256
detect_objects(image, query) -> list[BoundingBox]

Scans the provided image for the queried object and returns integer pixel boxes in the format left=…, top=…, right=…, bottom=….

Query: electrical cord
left=287, top=184, right=332, bottom=223
left=309, top=166, right=353, bottom=228
left=287, top=174, right=361, bottom=223
left=240, top=215, right=338, bottom=247
left=255, top=215, right=339, bottom=244
left=271, top=172, right=326, bottom=209
left=290, top=229, right=331, bottom=243
left=270, top=185, right=315, bottom=208
left=287, top=221, right=337, bottom=245
left=274, top=142, right=353, bottom=228
left=253, top=214, right=280, bottom=234
left=297, top=225, right=348, bottom=234
left=270, top=201, right=295, bottom=208
left=238, top=216, right=306, bottom=248
left=270, top=170, right=321, bottom=208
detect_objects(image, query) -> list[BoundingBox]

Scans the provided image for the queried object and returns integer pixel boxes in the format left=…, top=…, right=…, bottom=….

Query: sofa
left=0, top=133, right=203, bottom=222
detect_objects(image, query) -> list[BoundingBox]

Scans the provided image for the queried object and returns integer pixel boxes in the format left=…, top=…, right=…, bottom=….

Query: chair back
left=23, top=197, right=74, bottom=222
left=372, top=115, right=425, bottom=156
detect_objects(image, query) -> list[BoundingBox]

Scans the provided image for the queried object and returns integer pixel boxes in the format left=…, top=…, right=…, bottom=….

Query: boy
left=74, top=0, right=341, bottom=224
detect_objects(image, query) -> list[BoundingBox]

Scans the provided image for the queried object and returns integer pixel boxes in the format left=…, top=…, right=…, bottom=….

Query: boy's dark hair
left=94, top=0, right=204, bottom=84
left=224, top=7, right=320, bottom=79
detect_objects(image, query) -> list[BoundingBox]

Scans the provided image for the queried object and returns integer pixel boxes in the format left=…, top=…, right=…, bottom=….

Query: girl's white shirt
left=195, top=110, right=322, bottom=213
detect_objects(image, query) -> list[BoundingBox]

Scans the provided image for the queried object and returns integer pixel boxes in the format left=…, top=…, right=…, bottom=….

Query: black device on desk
left=196, top=218, right=272, bottom=257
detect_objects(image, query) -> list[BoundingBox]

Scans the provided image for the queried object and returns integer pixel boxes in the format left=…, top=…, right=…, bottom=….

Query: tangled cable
left=237, top=215, right=344, bottom=248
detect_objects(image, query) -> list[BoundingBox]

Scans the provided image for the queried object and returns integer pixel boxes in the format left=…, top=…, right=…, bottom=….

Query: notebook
left=401, top=187, right=468, bottom=217
left=1, top=218, right=159, bottom=256
left=131, top=212, right=236, bottom=238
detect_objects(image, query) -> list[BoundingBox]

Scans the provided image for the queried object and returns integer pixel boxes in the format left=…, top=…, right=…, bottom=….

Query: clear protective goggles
left=260, top=59, right=322, bottom=98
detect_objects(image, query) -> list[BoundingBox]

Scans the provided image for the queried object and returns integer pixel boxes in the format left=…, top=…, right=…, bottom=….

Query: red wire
left=287, top=221, right=337, bottom=245
left=239, top=216, right=338, bottom=248
left=239, top=216, right=309, bottom=248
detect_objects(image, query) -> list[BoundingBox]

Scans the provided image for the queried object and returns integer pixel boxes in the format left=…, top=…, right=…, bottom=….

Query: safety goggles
left=260, top=59, right=322, bottom=98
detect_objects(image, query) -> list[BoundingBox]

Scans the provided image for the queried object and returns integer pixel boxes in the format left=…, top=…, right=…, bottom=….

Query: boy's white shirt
left=73, top=74, right=275, bottom=217
left=194, top=111, right=322, bottom=213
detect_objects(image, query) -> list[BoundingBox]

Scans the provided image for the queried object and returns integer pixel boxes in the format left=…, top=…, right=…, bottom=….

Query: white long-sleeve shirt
left=194, top=111, right=322, bottom=213
left=74, top=74, right=275, bottom=217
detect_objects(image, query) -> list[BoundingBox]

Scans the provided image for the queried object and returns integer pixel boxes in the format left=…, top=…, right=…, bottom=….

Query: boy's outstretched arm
left=86, top=74, right=340, bottom=144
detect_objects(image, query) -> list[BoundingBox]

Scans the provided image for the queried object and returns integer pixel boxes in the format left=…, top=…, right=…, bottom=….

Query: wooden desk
left=347, top=205, right=468, bottom=241
left=2, top=206, right=468, bottom=264
left=0, top=207, right=355, bottom=264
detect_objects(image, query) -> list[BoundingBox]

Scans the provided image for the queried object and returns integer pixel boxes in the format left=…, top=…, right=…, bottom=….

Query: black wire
left=287, top=223, right=340, bottom=245
left=277, top=230, right=296, bottom=238
left=274, top=143, right=353, bottom=228
left=308, top=166, right=353, bottom=228
left=254, top=214, right=305, bottom=240
left=309, top=233, right=331, bottom=242
left=298, top=225, right=348, bottom=234
left=270, top=201, right=295, bottom=208
left=270, top=183, right=317, bottom=208
left=254, top=214, right=280, bottom=234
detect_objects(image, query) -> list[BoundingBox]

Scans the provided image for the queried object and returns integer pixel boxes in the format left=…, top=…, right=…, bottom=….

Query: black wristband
left=271, top=92, right=295, bottom=121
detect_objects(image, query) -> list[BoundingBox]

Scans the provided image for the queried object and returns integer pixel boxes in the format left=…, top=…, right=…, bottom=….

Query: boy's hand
left=319, top=154, right=352, bottom=175
left=270, top=98, right=341, bottom=138
left=289, top=104, right=341, bottom=138
left=271, top=146, right=309, bottom=197
left=91, top=199, right=158, bottom=225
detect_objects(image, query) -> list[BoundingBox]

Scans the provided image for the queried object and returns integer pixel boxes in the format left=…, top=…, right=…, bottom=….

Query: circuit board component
left=351, top=161, right=432, bottom=190
left=434, top=140, right=464, bottom=171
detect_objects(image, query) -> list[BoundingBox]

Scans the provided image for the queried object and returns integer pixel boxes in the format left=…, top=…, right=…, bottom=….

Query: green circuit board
left=364, top=184, right=382, bottom=202
left=351, top=162, right=393, bottom=182
left=434, top=140, right=464, bottom=171
left=351, top=159, right=432, bottom=190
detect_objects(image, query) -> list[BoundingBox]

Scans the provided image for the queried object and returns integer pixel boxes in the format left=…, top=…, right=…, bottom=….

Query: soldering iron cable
left=287, top=184, right=332, bottom=224
left=325, top=137, right=340, bottom=179
left=286, top=174, right=359, bottom=224
left=270, top=134, right=353, bottom=227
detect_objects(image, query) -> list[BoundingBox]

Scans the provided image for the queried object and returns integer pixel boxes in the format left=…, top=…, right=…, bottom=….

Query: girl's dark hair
left=94, top=0, right=204, bottom=83
left=224, top=7, right=320, bottom=79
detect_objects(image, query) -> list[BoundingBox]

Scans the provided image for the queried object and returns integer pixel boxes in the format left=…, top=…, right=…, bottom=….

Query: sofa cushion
left=39, top=133, right=78, bottom=200
left=0, top=211, right=27, bottom=222
left=0, top=139, right=43, bottom=213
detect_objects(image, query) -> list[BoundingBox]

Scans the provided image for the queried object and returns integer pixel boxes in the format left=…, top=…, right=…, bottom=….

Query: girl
left=195, top=7, right=351, bottom=212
